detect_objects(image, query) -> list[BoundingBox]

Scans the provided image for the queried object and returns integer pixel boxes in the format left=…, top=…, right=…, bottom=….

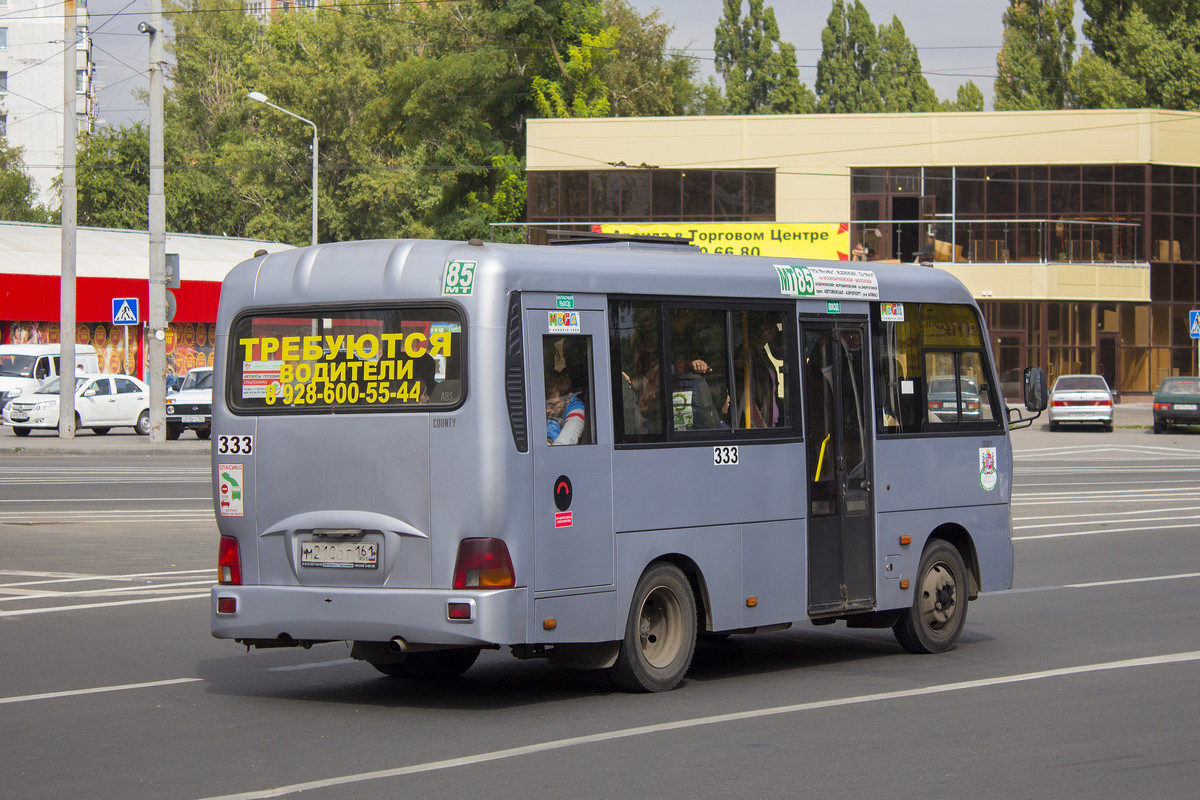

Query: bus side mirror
left=1024, top=367, right=1048, bottom=412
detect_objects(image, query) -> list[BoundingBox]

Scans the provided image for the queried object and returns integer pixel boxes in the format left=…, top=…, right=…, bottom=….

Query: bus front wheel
left=610, top=562, right=697, bottom=692
left=893, top=540, right=968, bottom=654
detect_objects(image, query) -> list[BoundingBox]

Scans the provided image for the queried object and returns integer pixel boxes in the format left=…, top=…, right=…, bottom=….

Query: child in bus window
left=546, top=371, right=586, bottom=445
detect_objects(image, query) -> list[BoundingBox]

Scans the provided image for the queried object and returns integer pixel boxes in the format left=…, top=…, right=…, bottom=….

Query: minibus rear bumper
left=211, top=585, right=529, bottom=646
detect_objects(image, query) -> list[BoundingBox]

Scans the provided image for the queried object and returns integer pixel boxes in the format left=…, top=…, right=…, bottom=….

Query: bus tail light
left=453, top=538, right=515, bottom=589
left=218, top=536, right=242, bottom=585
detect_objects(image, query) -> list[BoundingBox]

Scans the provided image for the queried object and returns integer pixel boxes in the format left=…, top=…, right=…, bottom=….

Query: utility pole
left=143, top=3, right=166, bottom=442
left=59, top=0, right=77, bottom=439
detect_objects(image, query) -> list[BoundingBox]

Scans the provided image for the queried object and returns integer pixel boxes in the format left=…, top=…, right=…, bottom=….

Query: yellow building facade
left=526, top=109, right=1200, bottom=396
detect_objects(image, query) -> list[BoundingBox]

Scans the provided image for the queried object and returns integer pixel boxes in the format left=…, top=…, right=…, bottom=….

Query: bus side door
left=801, top=319, right=876, bottom=616
left=525, top=298, right=615, bottom=592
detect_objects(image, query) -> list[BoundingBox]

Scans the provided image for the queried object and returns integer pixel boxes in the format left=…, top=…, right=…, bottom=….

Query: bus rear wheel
left=371, top=647, right=481, bottom=679
left=893, top=540, right=968, bottom=654
left=610, top=562, right=697, bottom=692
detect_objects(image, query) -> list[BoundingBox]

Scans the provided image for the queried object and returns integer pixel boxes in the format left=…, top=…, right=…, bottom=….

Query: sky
left=86, top=0, right=1082, bottom=128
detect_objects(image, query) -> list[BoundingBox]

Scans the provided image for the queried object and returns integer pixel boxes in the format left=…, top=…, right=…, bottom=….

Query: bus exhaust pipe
left=388, top=636, right=408, bottom=654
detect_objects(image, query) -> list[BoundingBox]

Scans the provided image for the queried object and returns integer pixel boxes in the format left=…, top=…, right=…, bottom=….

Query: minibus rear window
left=227, top=306, right=464, bottom=413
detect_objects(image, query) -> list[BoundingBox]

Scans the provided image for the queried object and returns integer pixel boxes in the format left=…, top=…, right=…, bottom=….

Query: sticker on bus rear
left=218, top=463, right=245, bottom=517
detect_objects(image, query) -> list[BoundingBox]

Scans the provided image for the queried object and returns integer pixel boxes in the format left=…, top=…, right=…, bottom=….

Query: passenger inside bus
left=546, top=371, right=586, bottom=445
left=733, top=314, right=784, bottom=428
left=412, top=353, right=437, bottom=403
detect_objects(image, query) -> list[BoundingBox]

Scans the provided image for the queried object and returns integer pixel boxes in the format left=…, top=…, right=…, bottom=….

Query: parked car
left=2, top=373, right=150, bottom=436
left=0, top=344, right=100, bottom=416
left=1048, top=374, right=1113, bottom=431
left=1152, top=376, right=1200, bottom=434
left=926, top=375, right=982, bottom=422
left=165, top=366, right=213, bottom=440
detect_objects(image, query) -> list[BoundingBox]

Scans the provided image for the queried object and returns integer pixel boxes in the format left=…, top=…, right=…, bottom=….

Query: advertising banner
left=595, top=222, right=851, bottom=260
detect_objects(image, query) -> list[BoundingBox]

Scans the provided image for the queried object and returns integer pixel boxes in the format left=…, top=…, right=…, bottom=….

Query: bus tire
left=610, top=562, right=697, bottom=692
left=893, top=540, right=968, bottom=654
left=371, top=647, right=480, bottom=679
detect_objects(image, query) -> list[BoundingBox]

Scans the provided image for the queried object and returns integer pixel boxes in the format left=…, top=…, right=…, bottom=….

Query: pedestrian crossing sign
left=1190, top=310, right=1200, bottom=339
left=112, top=297, right=139, bottom=326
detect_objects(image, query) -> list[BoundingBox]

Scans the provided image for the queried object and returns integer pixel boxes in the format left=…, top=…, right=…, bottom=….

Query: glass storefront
left=854, top=165, right=1199, bottom=395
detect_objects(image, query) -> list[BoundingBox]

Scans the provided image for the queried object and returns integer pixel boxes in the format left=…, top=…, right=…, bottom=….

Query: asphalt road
left=1, top=417, right=1198, bottom=799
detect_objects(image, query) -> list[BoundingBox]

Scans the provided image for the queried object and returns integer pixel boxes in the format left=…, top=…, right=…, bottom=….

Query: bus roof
left=219, top=239, right=976, bottom=325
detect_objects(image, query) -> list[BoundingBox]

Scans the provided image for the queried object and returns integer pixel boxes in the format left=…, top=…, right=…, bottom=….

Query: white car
left=1048, top=374, right=1114, bottom=431
left=2, top=373, right=151, bottom=436
left=166, top=366, right=213, bottom=440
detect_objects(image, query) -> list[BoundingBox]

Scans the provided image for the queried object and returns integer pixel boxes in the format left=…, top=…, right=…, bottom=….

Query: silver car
left=1048, top=374, right=1113, bottom=431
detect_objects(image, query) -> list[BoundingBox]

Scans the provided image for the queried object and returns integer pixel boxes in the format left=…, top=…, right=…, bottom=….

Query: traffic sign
left=1190, top=309, right=1200, bottom=339
left=112, top=297, right=139, bottom=326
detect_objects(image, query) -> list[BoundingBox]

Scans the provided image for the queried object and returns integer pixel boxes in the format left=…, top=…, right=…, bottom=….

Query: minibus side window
left=875, top=302, right=1001, bottom=434
left=611, top=300, right=665, bottom=444
left=543, top=335, right=594, bottom=446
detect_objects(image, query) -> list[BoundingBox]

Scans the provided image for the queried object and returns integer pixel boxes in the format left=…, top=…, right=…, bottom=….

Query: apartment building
left=0, top=0, right=96, bottom=208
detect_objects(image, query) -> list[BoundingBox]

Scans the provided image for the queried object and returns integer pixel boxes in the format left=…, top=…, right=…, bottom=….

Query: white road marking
left=1015, top=505, right=1200, bottom=523
left=0, top=592, right=209, bottom=617
left=189, top=650, right=1200, bottom=800
left=0, top=580, right=214, bottom=602
left=0, top=568, right=211, bottom=588
left=1015, top=512, right=1200, bottom=530
left=1013, top=521, right=1200, bottom=540
left=999, top=572, right=1200, bottom=593
left=0, top=677, right=202, bottom=706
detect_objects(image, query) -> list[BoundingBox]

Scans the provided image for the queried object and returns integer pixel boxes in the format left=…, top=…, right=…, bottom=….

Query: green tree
left=0, top=138, right=52, bottom=223
left=533, top=27, right=618, bottom=118
left=875, top=16, right=938, bottom=112
left=994, top=0, right=1075, bottom=110
left=599, top=0, right=699, bottom=117
left=74, top=124, right=148, bottom=229
left=1072, top=1, right=1200, bottom=110
left=714, top=0, right=815, bottom=114
left=75, top=0, right=701, bottom=244
left=815, top=0, right=883, bottom=113
left=941, top=81, right=986, bottom=112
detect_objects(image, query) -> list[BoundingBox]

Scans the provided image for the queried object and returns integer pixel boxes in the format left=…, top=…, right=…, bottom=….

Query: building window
left=0, top=28, right=8, bottom=49
left=76, top=25, right=87, bottom=49
left=0, top=71, right=7, bottom=95
left=1, top=115, right=6, bottom=138
left=526, top=169, right=776, bottom=222
left=297, top=0, right=316, bottom=8
left=76, top=69, right=87, bottom=94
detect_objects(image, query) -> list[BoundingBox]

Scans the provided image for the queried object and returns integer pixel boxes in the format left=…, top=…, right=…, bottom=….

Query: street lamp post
left=247, top=91, right=318, bottom=246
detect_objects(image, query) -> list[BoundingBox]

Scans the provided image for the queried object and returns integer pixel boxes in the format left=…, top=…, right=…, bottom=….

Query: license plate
left=181, top=415, right=205, bottom=423
left=301, top=539, right=378, bottom=569
left=1175, top=404, right=1198, bottom=411
left=9, top=413, right=28, bottom=421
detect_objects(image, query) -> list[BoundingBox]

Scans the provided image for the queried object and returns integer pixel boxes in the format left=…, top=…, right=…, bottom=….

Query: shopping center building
left=525, top=108, right=1200, bottom=397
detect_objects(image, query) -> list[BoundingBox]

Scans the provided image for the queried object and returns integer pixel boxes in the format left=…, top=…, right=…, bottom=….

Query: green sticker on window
left=443, top=260, right=477, bottom=295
